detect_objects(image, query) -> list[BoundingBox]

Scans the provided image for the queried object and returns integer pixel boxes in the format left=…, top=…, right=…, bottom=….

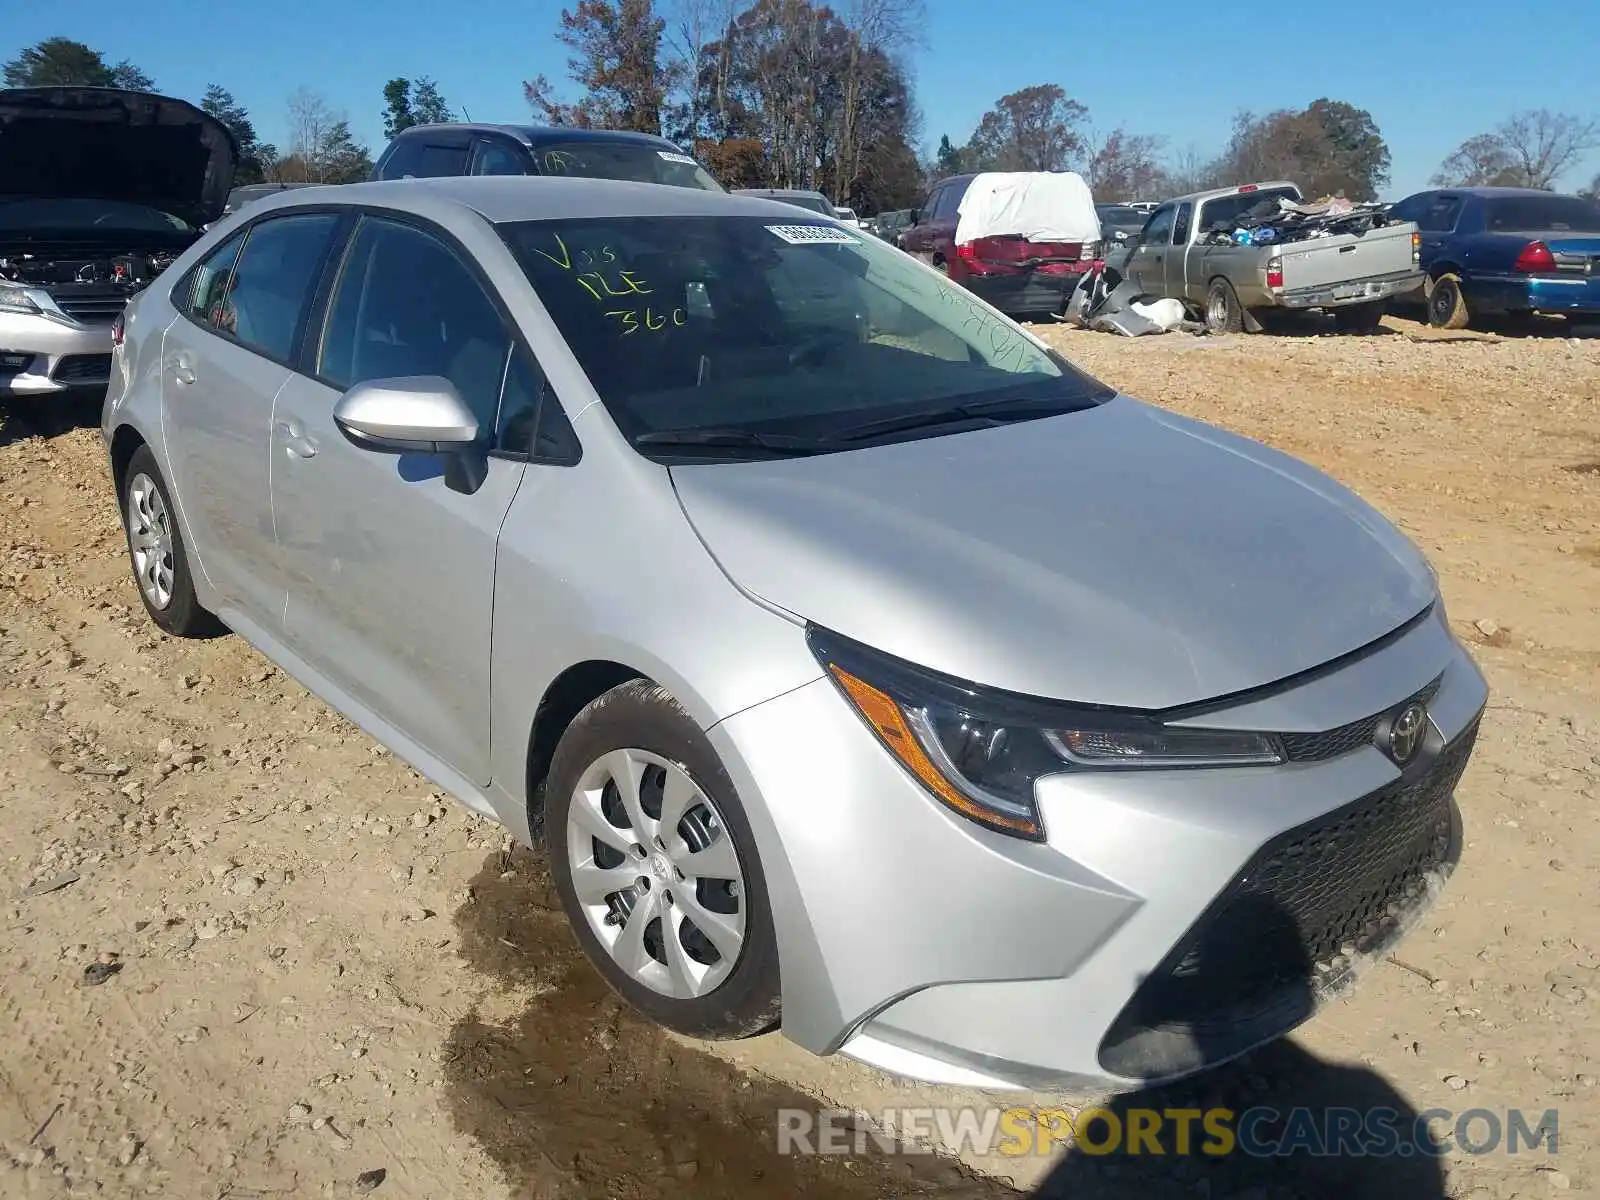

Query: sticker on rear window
left=657, top=150, right=698, bottom=165
left=766, top=224, right=860, bottom=245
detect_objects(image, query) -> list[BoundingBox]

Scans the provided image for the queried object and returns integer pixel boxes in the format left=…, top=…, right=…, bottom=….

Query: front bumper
left=1277, top=269, right=1425, bottom=310
left=0, top=310, right=114, bottom=397
left=710, top=603, right=1487, bottom=1091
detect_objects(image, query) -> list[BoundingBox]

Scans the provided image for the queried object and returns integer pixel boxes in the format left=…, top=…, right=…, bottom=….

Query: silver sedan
left=102, top=176, right=1487, bottom=1091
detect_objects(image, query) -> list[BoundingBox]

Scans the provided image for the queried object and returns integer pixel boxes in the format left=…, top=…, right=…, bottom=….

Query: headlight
left=809, top=628, right=1283, bottom=842
left=0, top=283, right=48, bottom=317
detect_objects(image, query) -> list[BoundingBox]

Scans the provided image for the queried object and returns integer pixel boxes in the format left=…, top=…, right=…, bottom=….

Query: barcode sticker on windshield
left=766, top=224, right=860, bottom=245
left=657, top=150, right=698, bottom=165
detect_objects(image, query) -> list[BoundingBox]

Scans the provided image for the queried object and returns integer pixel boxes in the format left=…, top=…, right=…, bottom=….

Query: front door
left=160, top=211, right=341, bottom=629
left=270, top=214, right=532, bottom=784
left=1126, top=204, right=1175, bottom=294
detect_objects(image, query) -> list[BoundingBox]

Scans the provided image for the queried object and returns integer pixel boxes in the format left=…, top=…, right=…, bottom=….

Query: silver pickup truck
left=1118, top=182, right=1424, bottom=332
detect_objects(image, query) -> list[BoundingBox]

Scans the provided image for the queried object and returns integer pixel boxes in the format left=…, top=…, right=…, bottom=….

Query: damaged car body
left=0, top=86, right=237, bottom=398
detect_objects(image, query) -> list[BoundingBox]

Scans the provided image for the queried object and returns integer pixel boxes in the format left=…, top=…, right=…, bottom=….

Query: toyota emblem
left=1386, top=701, right=1428, bottom=765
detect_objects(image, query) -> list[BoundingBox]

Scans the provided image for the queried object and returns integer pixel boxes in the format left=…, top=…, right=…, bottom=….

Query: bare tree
left=1084, top=127, right=1166, bottom=201
left=1498, top=110, right=1599, bottom=189
left=830, top=0, right=924, bottom=203
left=288, top=87, right=335, bottom=173
left=1431, top=132, right=1520, bottom=187
left=1434, top=110, right=1599, bottom=190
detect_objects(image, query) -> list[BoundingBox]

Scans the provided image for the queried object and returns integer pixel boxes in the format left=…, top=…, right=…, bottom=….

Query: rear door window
left=205, top=213, right=340, bottom=362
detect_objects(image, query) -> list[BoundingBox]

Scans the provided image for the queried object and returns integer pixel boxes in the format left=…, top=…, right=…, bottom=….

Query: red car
left=900, top=172, right=1101, bottom=318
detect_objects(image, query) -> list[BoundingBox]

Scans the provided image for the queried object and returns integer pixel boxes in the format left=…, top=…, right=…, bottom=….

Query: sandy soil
left=1, top=314, right=1596, bottom=1200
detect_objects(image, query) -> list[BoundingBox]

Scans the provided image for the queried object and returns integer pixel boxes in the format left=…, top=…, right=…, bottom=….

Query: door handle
left=275, top=420, right=317, bottom=459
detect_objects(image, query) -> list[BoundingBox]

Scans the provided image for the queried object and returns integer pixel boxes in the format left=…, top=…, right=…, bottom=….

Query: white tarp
left=954, top=171, right=1101, bottom=246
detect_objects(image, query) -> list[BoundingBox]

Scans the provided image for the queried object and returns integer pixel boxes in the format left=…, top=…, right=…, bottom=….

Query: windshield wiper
left=832, top=395, right=1098, bottom=442
left=633, top=427, right=846, bottom=455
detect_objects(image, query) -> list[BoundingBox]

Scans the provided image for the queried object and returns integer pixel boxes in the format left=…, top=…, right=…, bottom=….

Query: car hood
left=0, top=87, right=238, bottom=228
left=669, top=396, right=1436, bottom=709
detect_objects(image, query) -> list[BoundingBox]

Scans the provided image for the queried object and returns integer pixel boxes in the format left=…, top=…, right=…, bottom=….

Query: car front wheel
left=544, top=679, right=781, bottom=1039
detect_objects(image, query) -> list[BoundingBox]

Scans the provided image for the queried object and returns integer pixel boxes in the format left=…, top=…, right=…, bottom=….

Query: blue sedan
left=1387, top=187, right=1600, bottom=328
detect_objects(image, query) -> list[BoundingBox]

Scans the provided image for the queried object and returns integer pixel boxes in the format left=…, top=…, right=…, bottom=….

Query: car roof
left=1420, top=186, right=1587, bottom=199
left=1163, top=181, right=1300, bottom=206
left=235, top=175, right=842, bottom=226
left=734, top=187, right=829, bottom=198
left=394, top=122, right=681, bottom=149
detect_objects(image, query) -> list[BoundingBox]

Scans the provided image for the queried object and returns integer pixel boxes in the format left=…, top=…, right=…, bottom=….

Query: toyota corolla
left=101, top=177, right=1487, bottom=1090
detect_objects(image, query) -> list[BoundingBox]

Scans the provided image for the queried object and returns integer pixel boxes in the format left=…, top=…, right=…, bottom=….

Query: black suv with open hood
left=0, top=87, right=238, bottom=398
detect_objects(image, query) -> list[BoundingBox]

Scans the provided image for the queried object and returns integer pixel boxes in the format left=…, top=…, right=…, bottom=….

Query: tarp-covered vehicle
left=0, top=86, right=237, bottom=399
left=901, top=171, right=1102, bottom=317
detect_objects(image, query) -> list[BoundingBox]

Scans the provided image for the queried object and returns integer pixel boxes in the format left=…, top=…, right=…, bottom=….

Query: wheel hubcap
left=1208, top=291, right=1228, bottom=328
left=566, top=749, right=747, bottom=999
left=127, top=473, right=175, bottom=610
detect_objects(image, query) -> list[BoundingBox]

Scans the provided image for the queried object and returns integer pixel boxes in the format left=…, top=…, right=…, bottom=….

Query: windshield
left=0, top=197, right=192, bottom=233
left=1485, top=196, right=1600, bottom=233
left=502, top=215, right=1111, bottom=457
left=531, top=140, right=723, bottom=192
left=1198, top=187, right=1300, bottom=232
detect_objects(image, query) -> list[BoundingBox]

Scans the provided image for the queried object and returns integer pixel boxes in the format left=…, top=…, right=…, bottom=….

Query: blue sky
left=7, top=0, right=1598, bottom=199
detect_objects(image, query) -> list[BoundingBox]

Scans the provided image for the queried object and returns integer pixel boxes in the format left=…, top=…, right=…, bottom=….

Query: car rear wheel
left=120, top=446, right=221, bottom=638
left=1428, top=274, right=1470, bottom=329
left=1205, top=278, right=1244, bottom=334
left=544, top=679, right=781, bottom=1039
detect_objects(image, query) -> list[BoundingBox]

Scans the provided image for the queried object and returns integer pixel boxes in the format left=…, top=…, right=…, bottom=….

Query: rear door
left=1164, top=201, right=1195, bottom=299
left=160, top=211, right=342, bottom=630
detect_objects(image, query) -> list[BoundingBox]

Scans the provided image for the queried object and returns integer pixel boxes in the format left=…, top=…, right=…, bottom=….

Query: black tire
left=1205, top=278, right=1244, bottom=333
left=1427, top=273, right=1470, bottom=330
left=1334, top=300, right=1386, bottom=332
left=119, top=445, right=223, bottom=638
left=543, top=679, right=781, bottom=1039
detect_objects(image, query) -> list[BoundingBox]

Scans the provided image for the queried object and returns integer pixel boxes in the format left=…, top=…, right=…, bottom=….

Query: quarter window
left=317, top=217, right=520, bottom=447
left=181, top=231, right=246, bottom=328
left=216, top=214, right=340, bottom=362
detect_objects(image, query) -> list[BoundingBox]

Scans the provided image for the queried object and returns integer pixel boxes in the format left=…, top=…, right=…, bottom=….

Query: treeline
left=7, top=20, right=1599, bottom=211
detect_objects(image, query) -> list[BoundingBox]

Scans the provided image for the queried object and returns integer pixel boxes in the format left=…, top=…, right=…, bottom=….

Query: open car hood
left=0, top=87, right=239, bottom=228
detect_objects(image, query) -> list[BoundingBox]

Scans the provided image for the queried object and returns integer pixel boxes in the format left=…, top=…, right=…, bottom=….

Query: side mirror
left=332, top=376, right=488, bottom=495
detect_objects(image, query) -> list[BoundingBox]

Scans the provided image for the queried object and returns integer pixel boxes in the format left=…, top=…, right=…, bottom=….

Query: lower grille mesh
left=1100, top=718, right=1478, bottom=1078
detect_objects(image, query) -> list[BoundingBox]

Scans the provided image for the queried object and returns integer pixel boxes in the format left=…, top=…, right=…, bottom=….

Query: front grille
left=1280, top=676, right=1442, bottom=762
left=53, top=295, right=128, bottom=325
left=51, top=354, right=113, bottom=384
left=1099, top=718, right=1478, bottom=1079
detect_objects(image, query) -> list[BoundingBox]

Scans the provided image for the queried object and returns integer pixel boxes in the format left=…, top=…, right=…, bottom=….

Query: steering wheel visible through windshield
left=0, top=197, right=192, bottom=233
left=501, top=214, right=1112, bottom=458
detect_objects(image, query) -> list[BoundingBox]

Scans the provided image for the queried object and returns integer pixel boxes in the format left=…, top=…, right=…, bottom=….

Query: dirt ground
left=1, top=314, right=1596, bottom=1200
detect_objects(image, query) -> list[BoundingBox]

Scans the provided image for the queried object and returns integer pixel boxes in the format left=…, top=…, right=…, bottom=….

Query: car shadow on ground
left=445, top=851, right=1447, bottom=1199
left=0, top=392, right=103, bottom=449
left=1028, top=893, right=1447, bottom=1200
left=442, top=847, right=1012, bottom=1198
